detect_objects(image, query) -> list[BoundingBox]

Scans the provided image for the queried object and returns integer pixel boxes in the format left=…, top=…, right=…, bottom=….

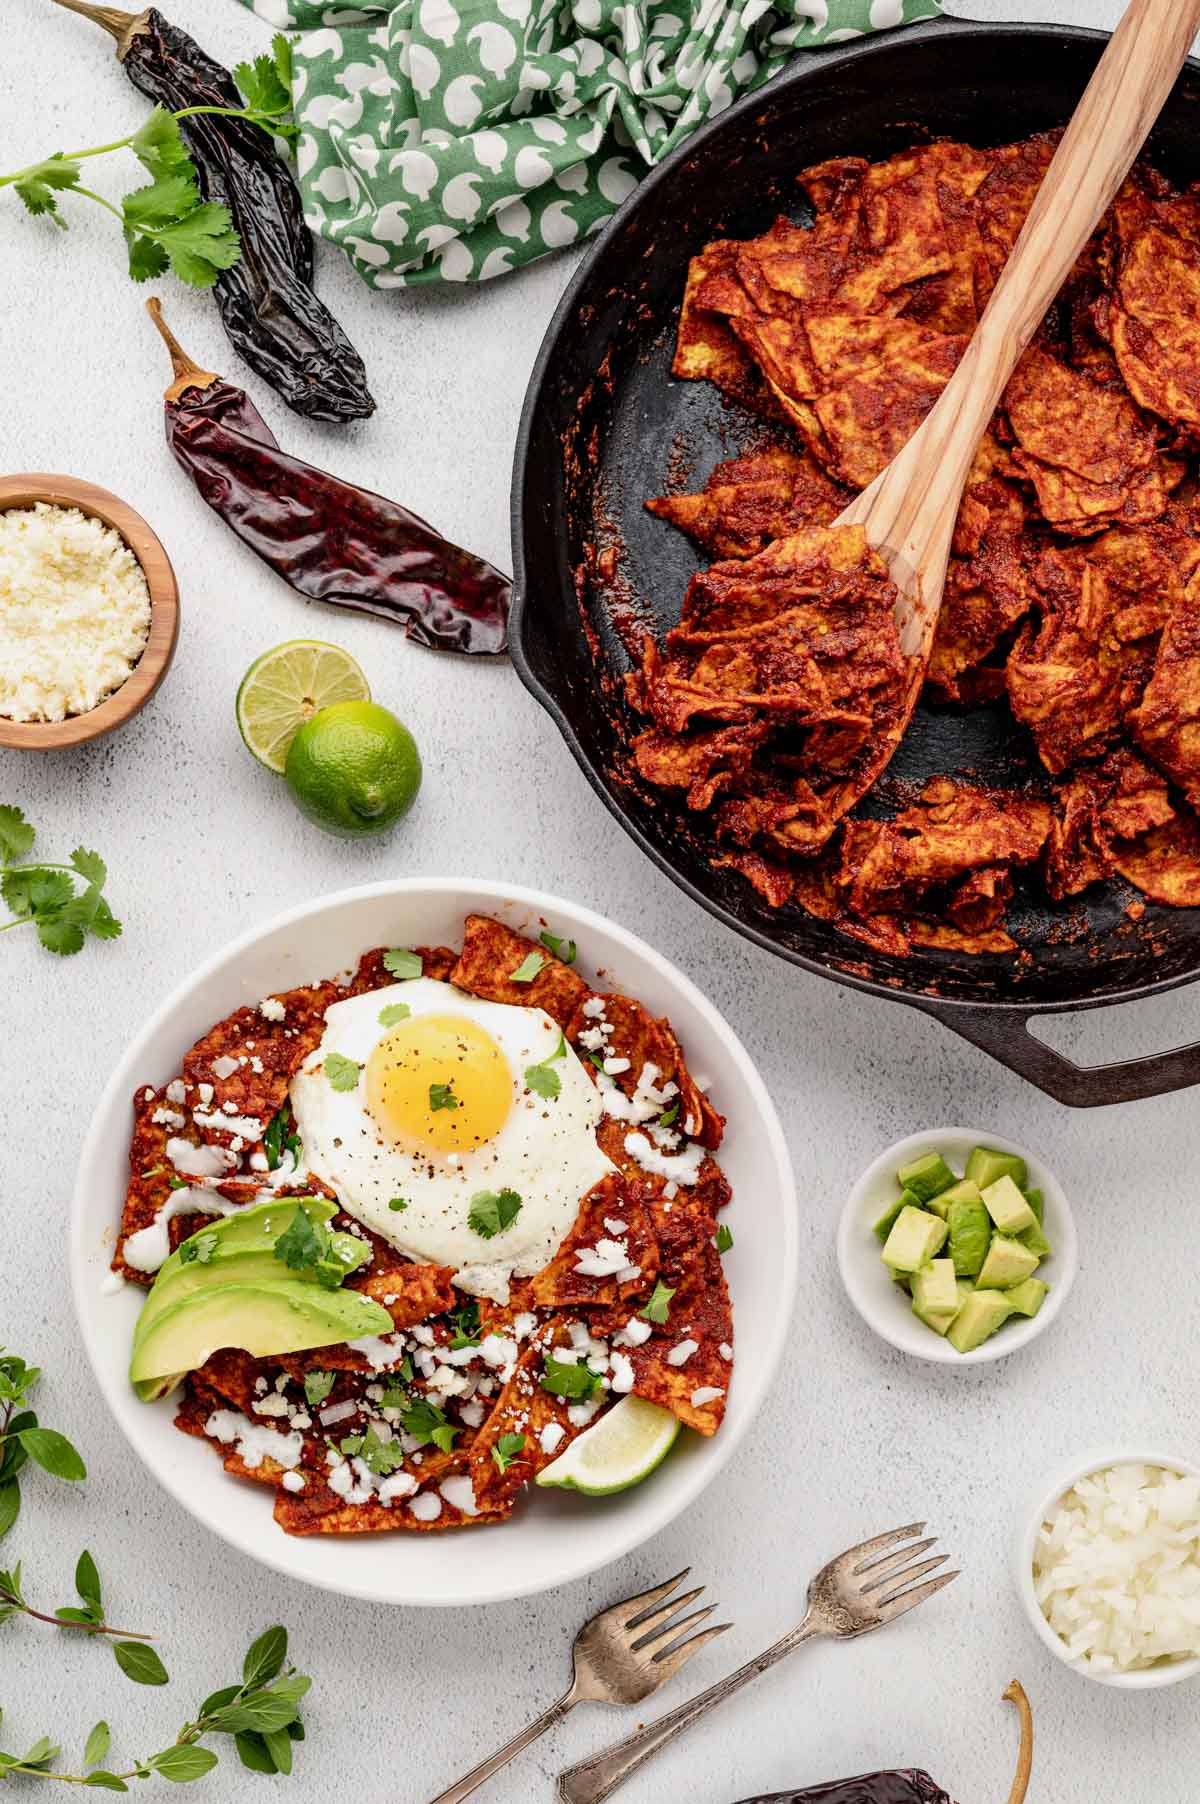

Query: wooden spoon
left=832, top=0, right=1200, bottom=804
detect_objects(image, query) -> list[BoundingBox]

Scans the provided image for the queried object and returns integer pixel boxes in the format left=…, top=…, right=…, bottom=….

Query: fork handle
left=427, top=1692, right=575, bottom=1804
left=556, top=1623, right=820, bottom=1804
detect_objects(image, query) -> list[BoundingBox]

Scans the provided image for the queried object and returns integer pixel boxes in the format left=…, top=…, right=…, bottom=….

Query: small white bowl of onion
left=1016, top=1450, right=1200, bottom=1688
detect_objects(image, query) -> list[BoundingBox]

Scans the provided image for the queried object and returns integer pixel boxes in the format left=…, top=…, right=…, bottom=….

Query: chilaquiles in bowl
left=114, top=915, right=734, bottom=1536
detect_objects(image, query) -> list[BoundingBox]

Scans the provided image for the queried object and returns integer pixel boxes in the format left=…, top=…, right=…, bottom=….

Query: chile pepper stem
left=145, top=297, right=220, bottom=401
left=49, top=0, right=142, bottom=47
left=1000, top=1681, right=1033, bottom=1804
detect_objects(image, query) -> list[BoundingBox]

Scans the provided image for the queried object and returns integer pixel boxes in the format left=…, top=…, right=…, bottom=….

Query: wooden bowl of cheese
left=0, top=474, right=179, bottom=750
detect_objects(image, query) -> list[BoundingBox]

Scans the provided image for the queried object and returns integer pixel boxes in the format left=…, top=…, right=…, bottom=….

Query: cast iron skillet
left=510, top=16, right=1200, bottom=1107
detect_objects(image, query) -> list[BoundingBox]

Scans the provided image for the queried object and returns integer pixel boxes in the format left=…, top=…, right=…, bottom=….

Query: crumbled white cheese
left=409, top=1490, right=442, bottom=1522
left=573, top=1237, right=632, bottom=1277
left=205, top=1409, right=302, bottom=1471
left=690, top=1386, right=724, bottom=1407
left=609, top=1351, right=635, bottom=1393
left=581, top=997, right=607, bottom=1018
left=193, top=1108, right=264, bottom=1142
left=0, top=503, right=152, bottom=722
left=439, top=1475, right=479, bottom=1516
left=540, top=1422, right=567, bottom=1456
left=666, top=1339, right=699, bottom=1367
left=151, top=1107, right=185, bottom=1129
left=718, top=1341, right=733, bottom=1361
left=259, top=997, right=286, bottom=1022
left=624, top=1131, right=705, bottom=1186
left=615, top=1316, right=653, bottom=1347
left=280, top=1471, right=306, bottom=1493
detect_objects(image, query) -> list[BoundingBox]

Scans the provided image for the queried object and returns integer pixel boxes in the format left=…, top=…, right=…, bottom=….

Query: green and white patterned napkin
left=240, top=0, right=943, bottom=284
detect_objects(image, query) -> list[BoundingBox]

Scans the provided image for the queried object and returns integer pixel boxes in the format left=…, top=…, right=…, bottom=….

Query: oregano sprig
left=0, top=1625, right=313, bottom=1786
left=0, top=1552, right=164, bottom=1684
left=0, top=1349, right=86, bottom=1540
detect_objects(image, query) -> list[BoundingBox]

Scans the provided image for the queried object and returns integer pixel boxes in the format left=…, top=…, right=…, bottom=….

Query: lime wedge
left=237, top=640, right=370, bottom=773
left=535, top=1395, right=681, bottom=1496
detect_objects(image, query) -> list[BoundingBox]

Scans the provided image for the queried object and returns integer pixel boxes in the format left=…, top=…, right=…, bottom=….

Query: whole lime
left=284, top=700, right=421, bottom=839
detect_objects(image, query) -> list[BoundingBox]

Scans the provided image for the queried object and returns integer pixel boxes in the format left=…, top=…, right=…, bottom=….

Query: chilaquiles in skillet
left=631, top=132, right=1200, bottom=954
left=115, top=916, right=734, bottom=1536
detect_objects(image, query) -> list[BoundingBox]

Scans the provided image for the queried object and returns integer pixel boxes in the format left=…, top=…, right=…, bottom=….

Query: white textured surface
left=2, top=0, right=1199, bottom=1797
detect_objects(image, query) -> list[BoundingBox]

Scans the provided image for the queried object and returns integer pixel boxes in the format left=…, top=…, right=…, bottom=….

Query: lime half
left=237, top=640, right=370, bottom=773
left=535, top=1395, right=681, bottom=1496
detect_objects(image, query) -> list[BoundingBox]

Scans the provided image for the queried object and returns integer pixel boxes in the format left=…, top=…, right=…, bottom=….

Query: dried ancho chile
left=734, top=1683, right=1032, bottom=1804
left=148, top=301, right=510, bottom=656
left=60, top=0, right=374, bottom=424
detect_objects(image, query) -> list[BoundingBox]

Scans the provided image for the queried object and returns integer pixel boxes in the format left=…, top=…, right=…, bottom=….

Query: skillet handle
left=913, top=1000, right=1200, bottom=1107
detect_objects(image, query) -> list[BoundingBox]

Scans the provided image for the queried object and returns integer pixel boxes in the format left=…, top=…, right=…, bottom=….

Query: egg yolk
left=365, top=1014, right=512, bottom=1155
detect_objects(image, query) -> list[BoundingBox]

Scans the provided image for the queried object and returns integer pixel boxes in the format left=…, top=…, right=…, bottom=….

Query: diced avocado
left=976, top=1234, right=1041, bottom=1290
left=926, top=1178, right=982, bottom=1221
left=956, top=1280, right=974, bottom=1306
left=872, top=1188, right=921, bottom=1242
left=1023, top=1186, right=1044, bottom=1224
left=947, top=1197, right=991, bottom=1277
left=1005, top=1277, right=1049, bottom=1319
left=881, top=1206, right=948, bottom=1275
left=965, top=1146, right=1027, bottom=1192
left=895, top=1152, right=958, bottom=1203
left=911, top=1259, right=960, bottom=1334
left=1018, top=1219, right=1052, bottom=1259
left=156, top=1196, right=337, bottom=1289
left=980, top=1174, right=1036, bottom=1236
left=947, top=1289, right=1014, bottom=1353
left=130, top=1280, right=392, bottom=1392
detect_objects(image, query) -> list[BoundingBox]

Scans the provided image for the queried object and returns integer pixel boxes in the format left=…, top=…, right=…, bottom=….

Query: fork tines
left=615, top=1570, right=732, bottom=1679
left=846, top=1522, right=960, bottom=1620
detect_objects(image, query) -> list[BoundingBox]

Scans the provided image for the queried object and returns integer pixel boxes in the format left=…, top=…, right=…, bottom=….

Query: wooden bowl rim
left=0, top=473, right=180, bottom=750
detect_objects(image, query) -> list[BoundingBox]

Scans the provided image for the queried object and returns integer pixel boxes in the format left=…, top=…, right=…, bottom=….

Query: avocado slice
left=976, top=1234, right=1040, bottom=1290
left=911, top=1259, right=960, bottom=1334
left=130, top=1280, right=392, bottom=1393
left=134, top=1245, right=363, bottom=1349
left=946, top=1196, right=991, bottom=1278
left=1023, top=1186, right=1044, bottom=1224
left=980, top=1175, right=1036, bottom=1235
left=947, top=1288, right=1013, bottom=1353
left=156, top=1195, right=337, bottom=1290
left=895, top=1152, right=958, bottom=1203
left=881, top=1206, right=948, bottom=1275
left=965, top=1146, right=1027, bottom=1192
left=925, top=1177, right=981, bottom=1222
left=872, top=1187, right=921, bottom=1242
left=1005, top=1277, right=1049, bottom=1318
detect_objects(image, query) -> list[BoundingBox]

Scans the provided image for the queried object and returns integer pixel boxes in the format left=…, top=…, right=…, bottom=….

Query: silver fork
left=425, top=1570, right=730, bottom=1804
left=557, top=1522, right=959, bottom=1804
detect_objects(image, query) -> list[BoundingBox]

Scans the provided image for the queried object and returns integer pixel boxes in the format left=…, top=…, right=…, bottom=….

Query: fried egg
left=289, top=978, right=616, bottom=1301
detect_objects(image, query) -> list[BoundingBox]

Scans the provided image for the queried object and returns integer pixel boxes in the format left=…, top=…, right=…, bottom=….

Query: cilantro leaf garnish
left=449, top=1301, right=481, bottom=1350
left=0, top=810, right=121, bottom=958
left=639, top=1281, right=676, bottom=1325
left=540, top=1356, right=599, bottom=1401
left=468, top=1189, right=522, bottom=1239
left=379, top=1382, right=410, bottom=1411
left=233, top=35, right=296, bottom=132
left=388, top=1197, right=408, bottom=1213
left=263, top=1102, right=301, bottom=1173
left=340, top=1427, right=406, bottom=1476
left=324, top=1052, right=362, bottom=1092
left=378, top=1002, right=411, bottom=1028
left=303, top=1372, right=335, bottom=1408
left=383, top=948, right=423, bottom=980
left=179, top=1232, right=218, bottom=1267
left=715, top=1224, right=734, bottom=1254
left=509, top=951, right=545, bottom=984
left=429, top=1082, right=457, bottom=1112
left=491, top=1433, right=526, bottom=1475
left=400, top=1397, right=458, bottom=1453
left=659, top=1100, right=680, bottom=1127
left=524, top=1031, right=567, bottom=1102
left=539, top=930, right=577, bottom=966
left=272, top=1208, right=326, bottom=1273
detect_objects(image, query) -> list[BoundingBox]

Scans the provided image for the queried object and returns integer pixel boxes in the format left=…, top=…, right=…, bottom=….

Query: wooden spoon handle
left=843, top=0, right=1200, bottom=653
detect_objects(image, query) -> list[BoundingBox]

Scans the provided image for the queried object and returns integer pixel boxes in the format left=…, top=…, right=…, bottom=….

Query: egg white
left=289, top=977, right=615, bottom=1301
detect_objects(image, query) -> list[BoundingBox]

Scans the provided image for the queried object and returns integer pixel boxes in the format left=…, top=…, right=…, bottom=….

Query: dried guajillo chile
left=734, top=1683, right=1033, bottom=1804
left=147, top=301, right=510, bottom=656
left=55, top=0, right=374, bottom=424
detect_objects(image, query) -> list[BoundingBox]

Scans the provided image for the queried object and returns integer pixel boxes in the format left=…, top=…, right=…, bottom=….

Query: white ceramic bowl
left=1015, top=1449, right=1200, bottom=1689
left=71, top=880, right=796, bottom=1607
left=836, top=1126, right=1077, bottom=1366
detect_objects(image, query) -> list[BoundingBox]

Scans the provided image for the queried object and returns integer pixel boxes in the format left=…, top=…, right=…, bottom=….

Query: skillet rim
left=508, top=14, right=1200, bottom=1026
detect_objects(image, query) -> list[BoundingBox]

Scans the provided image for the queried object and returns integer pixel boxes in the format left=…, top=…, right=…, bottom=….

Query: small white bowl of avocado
left=837, top=1127, right=1077, bottom=1365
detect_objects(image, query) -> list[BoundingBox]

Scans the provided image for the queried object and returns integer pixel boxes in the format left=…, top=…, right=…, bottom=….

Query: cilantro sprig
left=400, top=1398, right=458, bottom=1454
left=491, top=1433, right=526, bottom=1475
left=0, top=39, right=297, bottom=291
left=0, top=1623, right=314, bottom=1786
left=0, top=808, right=120, bottom=957
left=639, top=1281, right=676, bottom=1325
left=540, top=1356, right=599, bottom=1401
left=524, top=1031, right=567, bottom=1102
left=539, top=930, right=577, bottom=966
left=271, top=1208, right=369, bottom=1290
